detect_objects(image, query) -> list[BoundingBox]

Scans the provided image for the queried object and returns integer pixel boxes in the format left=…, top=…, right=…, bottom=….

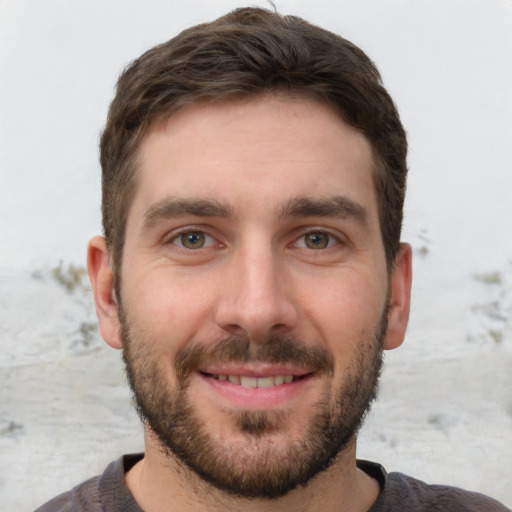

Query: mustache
left=175, top=335, right=334, bottom=384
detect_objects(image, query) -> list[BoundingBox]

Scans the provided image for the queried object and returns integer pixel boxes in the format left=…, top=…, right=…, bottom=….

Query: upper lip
left=199, top=364, right=314, bottom=378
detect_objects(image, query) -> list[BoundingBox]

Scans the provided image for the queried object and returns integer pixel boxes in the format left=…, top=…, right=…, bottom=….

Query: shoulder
left=32, top=454, right=143, bottom=512
left=375, top=471, right=510, bottom=512
left=33, top=475, right=101, bottom=512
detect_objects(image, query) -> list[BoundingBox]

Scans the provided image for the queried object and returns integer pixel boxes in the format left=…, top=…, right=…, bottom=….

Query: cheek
left=121, top=268, right=217, bottom=353
left=298, top=271, right=387, bottom=357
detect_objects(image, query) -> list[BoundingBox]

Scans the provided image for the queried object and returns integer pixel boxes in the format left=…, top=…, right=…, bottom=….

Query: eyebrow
left=277, top=196, right=369, bottom=225
left=141, top=194, right=369, bottom=232
left=142, top=197, right=234, bottom=230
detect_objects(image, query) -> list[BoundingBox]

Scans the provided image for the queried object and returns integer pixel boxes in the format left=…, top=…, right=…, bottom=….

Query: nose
left=214, top=241, right=299, bottom=342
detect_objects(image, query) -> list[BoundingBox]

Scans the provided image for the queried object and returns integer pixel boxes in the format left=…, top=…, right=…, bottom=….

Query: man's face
left=117, top=95, right=394, bottom=497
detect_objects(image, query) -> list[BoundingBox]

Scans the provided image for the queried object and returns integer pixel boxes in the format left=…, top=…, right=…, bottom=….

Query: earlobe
left=87, top=236, right=123, bottom=349
left=383, top=243, right=413, bottom=351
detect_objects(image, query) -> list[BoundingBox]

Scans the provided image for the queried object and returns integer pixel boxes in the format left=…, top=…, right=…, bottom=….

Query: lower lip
left=197, top=372, right=313, bottom=409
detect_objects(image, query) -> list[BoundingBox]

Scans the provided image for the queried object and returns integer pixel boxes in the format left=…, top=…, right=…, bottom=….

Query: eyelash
left=292, top=230, right=342, bottom=250
left=165, top=227, right=342, bottom=252
left=166, top=229, right=218, bottom=250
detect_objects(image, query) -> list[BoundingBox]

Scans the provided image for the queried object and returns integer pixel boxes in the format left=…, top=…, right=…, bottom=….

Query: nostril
left=213, top=284, right=299, bottom=341
left=224, top=324, right=247, bottom=335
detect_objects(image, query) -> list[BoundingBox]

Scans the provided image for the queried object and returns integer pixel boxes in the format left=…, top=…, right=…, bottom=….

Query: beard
left=120, top=307, right=386, bottom=499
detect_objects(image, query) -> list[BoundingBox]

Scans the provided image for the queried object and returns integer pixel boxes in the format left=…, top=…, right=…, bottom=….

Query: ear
left=87, top=236, right=123, bottom=349
left=383, top=243, right=412, bottom=351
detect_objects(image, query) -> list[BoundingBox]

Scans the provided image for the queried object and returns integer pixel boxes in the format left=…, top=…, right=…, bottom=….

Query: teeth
left=256, top=376, right=275, bottom=388
left=215, top=374, right=296, bottom=388
left=274, top=375, right=285, bottom=386
left=240, top=376, right=258, bottom=388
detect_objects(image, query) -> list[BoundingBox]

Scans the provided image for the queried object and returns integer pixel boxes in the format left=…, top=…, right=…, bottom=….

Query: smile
left=209, top=374, right=298, bottom=388
left=197, top=369, right=313, bottom=408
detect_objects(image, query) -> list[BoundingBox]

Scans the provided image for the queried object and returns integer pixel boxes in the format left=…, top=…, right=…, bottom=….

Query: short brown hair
left=100, top=7, right=407, bottom=280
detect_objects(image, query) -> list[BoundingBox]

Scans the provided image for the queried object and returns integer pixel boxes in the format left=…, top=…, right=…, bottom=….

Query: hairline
left=109, top=91, right=396, bottom=293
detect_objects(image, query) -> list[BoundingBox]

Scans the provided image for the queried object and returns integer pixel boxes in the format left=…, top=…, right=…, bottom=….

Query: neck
left=125, top=429, right=380, bottom=512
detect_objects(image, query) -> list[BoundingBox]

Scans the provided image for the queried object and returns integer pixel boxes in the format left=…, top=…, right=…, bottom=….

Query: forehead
left=130, top=95, right=378, bottom=224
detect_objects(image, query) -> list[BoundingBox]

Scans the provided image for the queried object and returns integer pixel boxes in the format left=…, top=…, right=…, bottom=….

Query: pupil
left=306, top=233, right=328, bottom=249
left=182, top=232, right=204, bottom=248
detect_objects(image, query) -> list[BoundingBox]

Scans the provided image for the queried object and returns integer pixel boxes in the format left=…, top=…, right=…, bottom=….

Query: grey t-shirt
left=34, top=454, right=509, bottom=511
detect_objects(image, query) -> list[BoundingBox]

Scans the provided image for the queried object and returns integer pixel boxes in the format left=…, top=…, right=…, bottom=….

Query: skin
left=88, top=94, right=412, bottom=512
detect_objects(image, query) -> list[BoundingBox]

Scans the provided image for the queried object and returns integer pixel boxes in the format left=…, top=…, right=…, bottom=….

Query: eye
left=173, top=231, right=216, bottom=249
left=295, top=231, right=338, bottom=250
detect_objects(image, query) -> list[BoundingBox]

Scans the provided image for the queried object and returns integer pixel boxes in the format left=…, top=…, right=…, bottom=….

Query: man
left=36, top=7, right=509, bottom=512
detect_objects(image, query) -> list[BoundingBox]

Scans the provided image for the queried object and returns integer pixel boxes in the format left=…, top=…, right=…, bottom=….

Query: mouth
left=201, top=372, right=307, bottom=388
left=196, top=367, right=315, bottom=409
